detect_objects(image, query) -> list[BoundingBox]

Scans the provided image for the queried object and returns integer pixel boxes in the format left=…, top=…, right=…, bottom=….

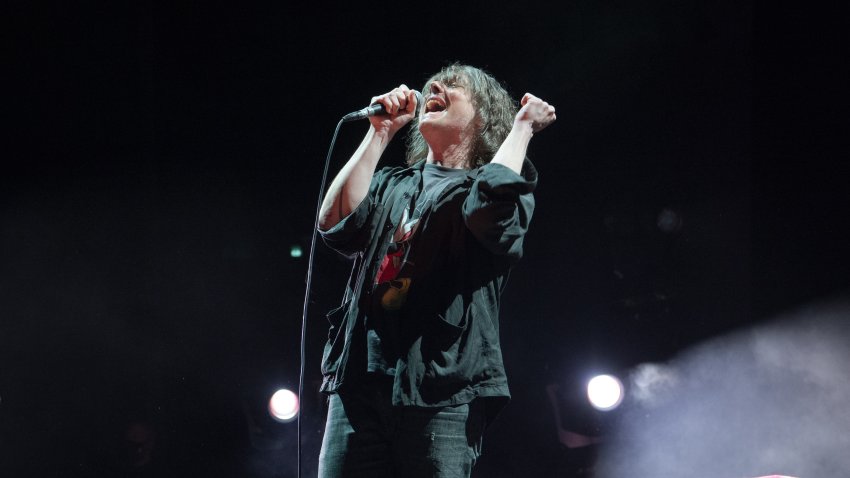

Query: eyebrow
left=426, top=75, right=468, bottom=89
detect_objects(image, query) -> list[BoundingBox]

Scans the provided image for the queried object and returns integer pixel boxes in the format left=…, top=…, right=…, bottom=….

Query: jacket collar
left=394, top=158, right=538, bottom=183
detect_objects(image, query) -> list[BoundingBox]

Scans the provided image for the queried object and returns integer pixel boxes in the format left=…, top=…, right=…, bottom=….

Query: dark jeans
left=318, top=381, right=486, bottom=478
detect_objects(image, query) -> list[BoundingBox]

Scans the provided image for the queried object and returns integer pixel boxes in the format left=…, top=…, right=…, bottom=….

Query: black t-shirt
left=366, top=163, right=468, bottom=375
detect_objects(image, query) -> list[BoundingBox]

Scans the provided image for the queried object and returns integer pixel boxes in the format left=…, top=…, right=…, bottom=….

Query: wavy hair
left=405, top=64, right=518, bottom=169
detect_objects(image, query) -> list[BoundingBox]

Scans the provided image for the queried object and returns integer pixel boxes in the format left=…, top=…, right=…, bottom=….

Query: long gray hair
left=405, top=64, right=518, bottom=169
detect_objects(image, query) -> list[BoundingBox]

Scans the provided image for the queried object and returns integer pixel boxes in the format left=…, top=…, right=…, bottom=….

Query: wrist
left=510, top=120, right=535, bottom=144
left=512, top=119, right=535, bottom=138
left=368, top=124, right=395, bottom=147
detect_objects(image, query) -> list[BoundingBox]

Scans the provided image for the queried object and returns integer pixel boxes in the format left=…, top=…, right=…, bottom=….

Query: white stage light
left=587, top=374, right=624, bottom=411
left=268, top=388, right=299, bottom=422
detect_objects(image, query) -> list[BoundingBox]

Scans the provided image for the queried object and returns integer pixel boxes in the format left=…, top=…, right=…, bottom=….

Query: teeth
left=425, top=99, right=445, bottom=112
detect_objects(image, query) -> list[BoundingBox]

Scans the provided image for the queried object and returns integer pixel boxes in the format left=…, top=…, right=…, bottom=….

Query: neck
left=426, top=141, right=474, bottom=170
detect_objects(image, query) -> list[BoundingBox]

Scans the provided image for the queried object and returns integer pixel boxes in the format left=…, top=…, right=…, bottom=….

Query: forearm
left=490, top=121, right=534, bottom=174
left=492, top=92, right=556, bottom=173
left=318, top=126, right=392, bottom=230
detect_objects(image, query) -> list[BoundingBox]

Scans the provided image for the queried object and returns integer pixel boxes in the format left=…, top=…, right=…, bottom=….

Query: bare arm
left=318, top=85, right=419, bottom=230
left=490, top=93, right=557, bottom=174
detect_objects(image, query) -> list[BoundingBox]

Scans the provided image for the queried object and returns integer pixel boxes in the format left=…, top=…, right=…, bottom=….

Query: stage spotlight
left=587, top=374, right=624, bottom=411
left=290, top=245, right=303, bottom=258
left=268, top=388, right=299, bottom=422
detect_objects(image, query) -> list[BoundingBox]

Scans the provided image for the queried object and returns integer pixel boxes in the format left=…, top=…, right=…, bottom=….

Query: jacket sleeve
left=318, top=167, right=391, bottom=258
left=462, top=161, right=537, bottom=262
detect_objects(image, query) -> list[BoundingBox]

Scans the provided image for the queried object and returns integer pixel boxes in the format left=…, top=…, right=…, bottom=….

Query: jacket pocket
left=432, top=311, right=467, bottom=346
left=321, top=302, right=349, bottom=376
left=430, top=294, right=469, bottom=346
left=420, top=302, right=473, bottom=386
left=325, top=302, right=348, bottom=342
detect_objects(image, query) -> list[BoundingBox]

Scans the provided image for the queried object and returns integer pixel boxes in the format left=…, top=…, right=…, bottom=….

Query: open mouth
left=424, top=96, right=447, bottom=113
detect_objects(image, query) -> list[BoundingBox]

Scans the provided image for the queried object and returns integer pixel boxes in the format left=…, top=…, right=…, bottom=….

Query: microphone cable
left=297, top=116, right=344, bottom=478
left=296, top=92, right=421, bottom=476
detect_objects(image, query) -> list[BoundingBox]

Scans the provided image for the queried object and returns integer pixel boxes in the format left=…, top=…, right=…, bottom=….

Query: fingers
left=370, top=84, right=413, bottom=116
left=404, top=88, right=420, bottom=114
left=518, top=92, right=557, bottom=132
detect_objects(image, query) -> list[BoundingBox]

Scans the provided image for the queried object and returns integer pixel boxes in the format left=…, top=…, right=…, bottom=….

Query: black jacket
left=319, top=159, right=537, bottom=410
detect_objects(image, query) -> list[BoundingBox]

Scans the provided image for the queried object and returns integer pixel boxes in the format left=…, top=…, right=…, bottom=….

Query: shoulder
left=374, top=161, right=423, bottom=186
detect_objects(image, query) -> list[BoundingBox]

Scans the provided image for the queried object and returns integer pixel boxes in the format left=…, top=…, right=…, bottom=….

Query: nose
left=429, top=81, right=445, bottom=95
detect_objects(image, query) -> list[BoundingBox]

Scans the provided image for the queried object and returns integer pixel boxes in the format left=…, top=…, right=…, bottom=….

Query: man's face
left=418, top=78, right=478, bottom=141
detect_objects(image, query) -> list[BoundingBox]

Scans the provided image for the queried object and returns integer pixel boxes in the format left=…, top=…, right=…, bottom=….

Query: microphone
left=341, top=90, right=423, bottom=122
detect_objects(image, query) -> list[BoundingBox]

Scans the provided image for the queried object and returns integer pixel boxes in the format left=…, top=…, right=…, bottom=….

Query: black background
left=3, top=0, right=846, bottom=476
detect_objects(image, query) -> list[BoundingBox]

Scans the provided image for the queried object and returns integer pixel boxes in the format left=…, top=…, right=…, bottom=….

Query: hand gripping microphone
left=341, top=90, right=423, bottom=122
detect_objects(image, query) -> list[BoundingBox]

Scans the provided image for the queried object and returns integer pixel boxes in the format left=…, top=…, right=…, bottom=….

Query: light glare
left=269, top=388, right=299, bottom=422
left=588, top=374, right=624, bottom=411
